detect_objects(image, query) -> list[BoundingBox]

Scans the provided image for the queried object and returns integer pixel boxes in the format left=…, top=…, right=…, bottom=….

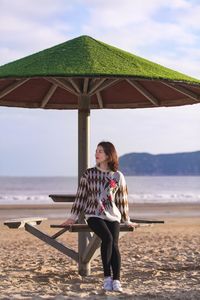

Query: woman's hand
left=60, top=218, right=76, bottom=226
left=127, top=221, right=140, bottom=228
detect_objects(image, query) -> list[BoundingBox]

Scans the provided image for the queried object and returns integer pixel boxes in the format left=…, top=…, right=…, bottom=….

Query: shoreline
left=0, top=202, right=200, bottom=223
left=1, top=202, right=199, bottom=208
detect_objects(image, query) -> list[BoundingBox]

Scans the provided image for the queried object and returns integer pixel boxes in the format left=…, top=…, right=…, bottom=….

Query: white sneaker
left=113, top=280, right=123, bottom=292
left=103, top=276, right=113, bottom=291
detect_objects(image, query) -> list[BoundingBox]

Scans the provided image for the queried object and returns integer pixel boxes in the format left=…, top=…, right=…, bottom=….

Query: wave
left=128, top=193, right=200, bottom=203
left=0, top=195, right=52, bottom=205
left=0, top=193, right=200, bottom=205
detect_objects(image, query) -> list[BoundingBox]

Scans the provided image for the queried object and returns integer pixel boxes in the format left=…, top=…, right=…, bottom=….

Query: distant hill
left=119, top=151, right=200, bottom=175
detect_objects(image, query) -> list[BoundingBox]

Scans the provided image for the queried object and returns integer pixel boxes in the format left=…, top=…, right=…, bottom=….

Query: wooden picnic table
left=4, top=194, right=164, bottom=276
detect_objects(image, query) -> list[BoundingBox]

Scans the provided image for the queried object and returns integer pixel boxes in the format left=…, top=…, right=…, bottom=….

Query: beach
left=0, top=203, right=200, bottom=299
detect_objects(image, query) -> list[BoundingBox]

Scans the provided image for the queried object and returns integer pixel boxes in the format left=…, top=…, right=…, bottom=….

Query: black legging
left=87, top=217, right=121, bottom=280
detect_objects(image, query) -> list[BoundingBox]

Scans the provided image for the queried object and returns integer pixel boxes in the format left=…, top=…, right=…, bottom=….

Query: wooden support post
left=78, top=94, right=91, bottom=276
left=78, top=94, right=90, bottom=180
left=82, top=234, right=101, bottom=264
left=25, top=223, right=79, bottom=262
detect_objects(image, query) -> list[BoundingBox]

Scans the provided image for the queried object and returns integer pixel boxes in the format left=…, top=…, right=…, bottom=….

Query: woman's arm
left=60, top=218, right=76, bottom=226
left=115, top=173, right=139, bottom=227
left=61, top=175, right=88, bottom=225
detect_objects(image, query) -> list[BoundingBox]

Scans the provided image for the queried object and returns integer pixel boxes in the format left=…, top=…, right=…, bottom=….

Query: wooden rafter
left=89, top=78, right=97, bottom=88
left=88, top=78, right=106, bottom=94
left=0, top=78, right=29, bottom=99
left=91, top=102, right=159, bottom=109
left=41, top=84, right=57, bottom=108
left=83, top=78, right=89, bottom=94
left=126, top=79, right=159, bottom=106
left=68, top=78, right=81, bottom=93
left=96, top=91, right=103, bottom=108
left=82, top=235, right=101, bottom=264
left=161, top=81, right=200, bottom=102
left=46, top=77, right=78, bottom=95
left=89, top=78, right=119, bottom=96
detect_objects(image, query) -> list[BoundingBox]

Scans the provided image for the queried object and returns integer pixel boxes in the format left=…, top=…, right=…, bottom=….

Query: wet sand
left=0, top=202, right=200, bottom=220
left=0, top=203, right=200, bottom=299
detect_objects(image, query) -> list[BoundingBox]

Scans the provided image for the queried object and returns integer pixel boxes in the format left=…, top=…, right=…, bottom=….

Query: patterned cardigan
left=69, top=166, right=131, bottom=223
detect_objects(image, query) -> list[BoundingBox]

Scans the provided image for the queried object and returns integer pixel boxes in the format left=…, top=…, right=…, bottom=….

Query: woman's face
left=95, top=145, right=108, bottom=164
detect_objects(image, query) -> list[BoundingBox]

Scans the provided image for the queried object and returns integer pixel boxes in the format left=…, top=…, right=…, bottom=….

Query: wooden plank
left=131, top=218, right=164, bottom=224
left=50, top=224, right=135, bottom=232
left=83, top=78, right=89, bottom=93
left=41, top=84, right=57, bottom=108
left=96, top=91, right=104, bottom=108
left=49, top=194, right=76, bottom=202
left=4, top=217, right=47, bottom=229
left=51, top=227, right=69, bottom=239
left=25, top=223, right=79, bottom=262
left=0, top=100, right=77, bottom=109
left=82, top=234, right=101, bottom=264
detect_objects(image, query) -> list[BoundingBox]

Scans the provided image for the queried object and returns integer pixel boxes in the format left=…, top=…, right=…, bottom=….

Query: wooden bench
left=4, top=195, right=164, bottom=276
left=51, top=223, right=136, bottom=232
left=3, top=217, right=141, bottom=265
left=4, top=218, right=163, bottom=263
left=4, top=217, right=47, bottom=229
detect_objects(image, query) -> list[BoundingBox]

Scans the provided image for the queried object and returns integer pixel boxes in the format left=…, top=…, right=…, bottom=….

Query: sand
left=0, top=203, right=200, bottom=299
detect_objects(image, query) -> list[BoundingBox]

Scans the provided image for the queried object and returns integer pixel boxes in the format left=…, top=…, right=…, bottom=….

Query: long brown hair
left=98, top=141, right=119, bottom=172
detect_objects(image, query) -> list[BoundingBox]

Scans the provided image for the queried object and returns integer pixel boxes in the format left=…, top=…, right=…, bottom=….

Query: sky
left=0, top=0, right=200, bottom=176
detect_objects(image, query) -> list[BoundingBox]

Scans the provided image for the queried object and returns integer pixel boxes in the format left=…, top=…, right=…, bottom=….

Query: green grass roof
left=0, top=35, right=199, bottom=83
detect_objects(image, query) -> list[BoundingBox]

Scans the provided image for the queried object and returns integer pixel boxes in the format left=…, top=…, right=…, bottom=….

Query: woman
left=61, top=141, right=138, bottom=292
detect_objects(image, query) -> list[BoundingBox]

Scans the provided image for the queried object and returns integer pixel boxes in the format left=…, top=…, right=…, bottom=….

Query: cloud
left=84, top=0, right=191, bottom=29
left=175, top=1, right=200, bottom=29
left=0, top=0, right=76, bottom=65
left=82, top=0, right=200, bottom=78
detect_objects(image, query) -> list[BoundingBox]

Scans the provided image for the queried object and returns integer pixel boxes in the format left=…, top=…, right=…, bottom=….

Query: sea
left=0, top=176, right=200, bottom=205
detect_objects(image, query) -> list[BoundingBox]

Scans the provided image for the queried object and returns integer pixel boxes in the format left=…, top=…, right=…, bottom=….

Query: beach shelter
left=0, top=35, right=200, bottom=275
